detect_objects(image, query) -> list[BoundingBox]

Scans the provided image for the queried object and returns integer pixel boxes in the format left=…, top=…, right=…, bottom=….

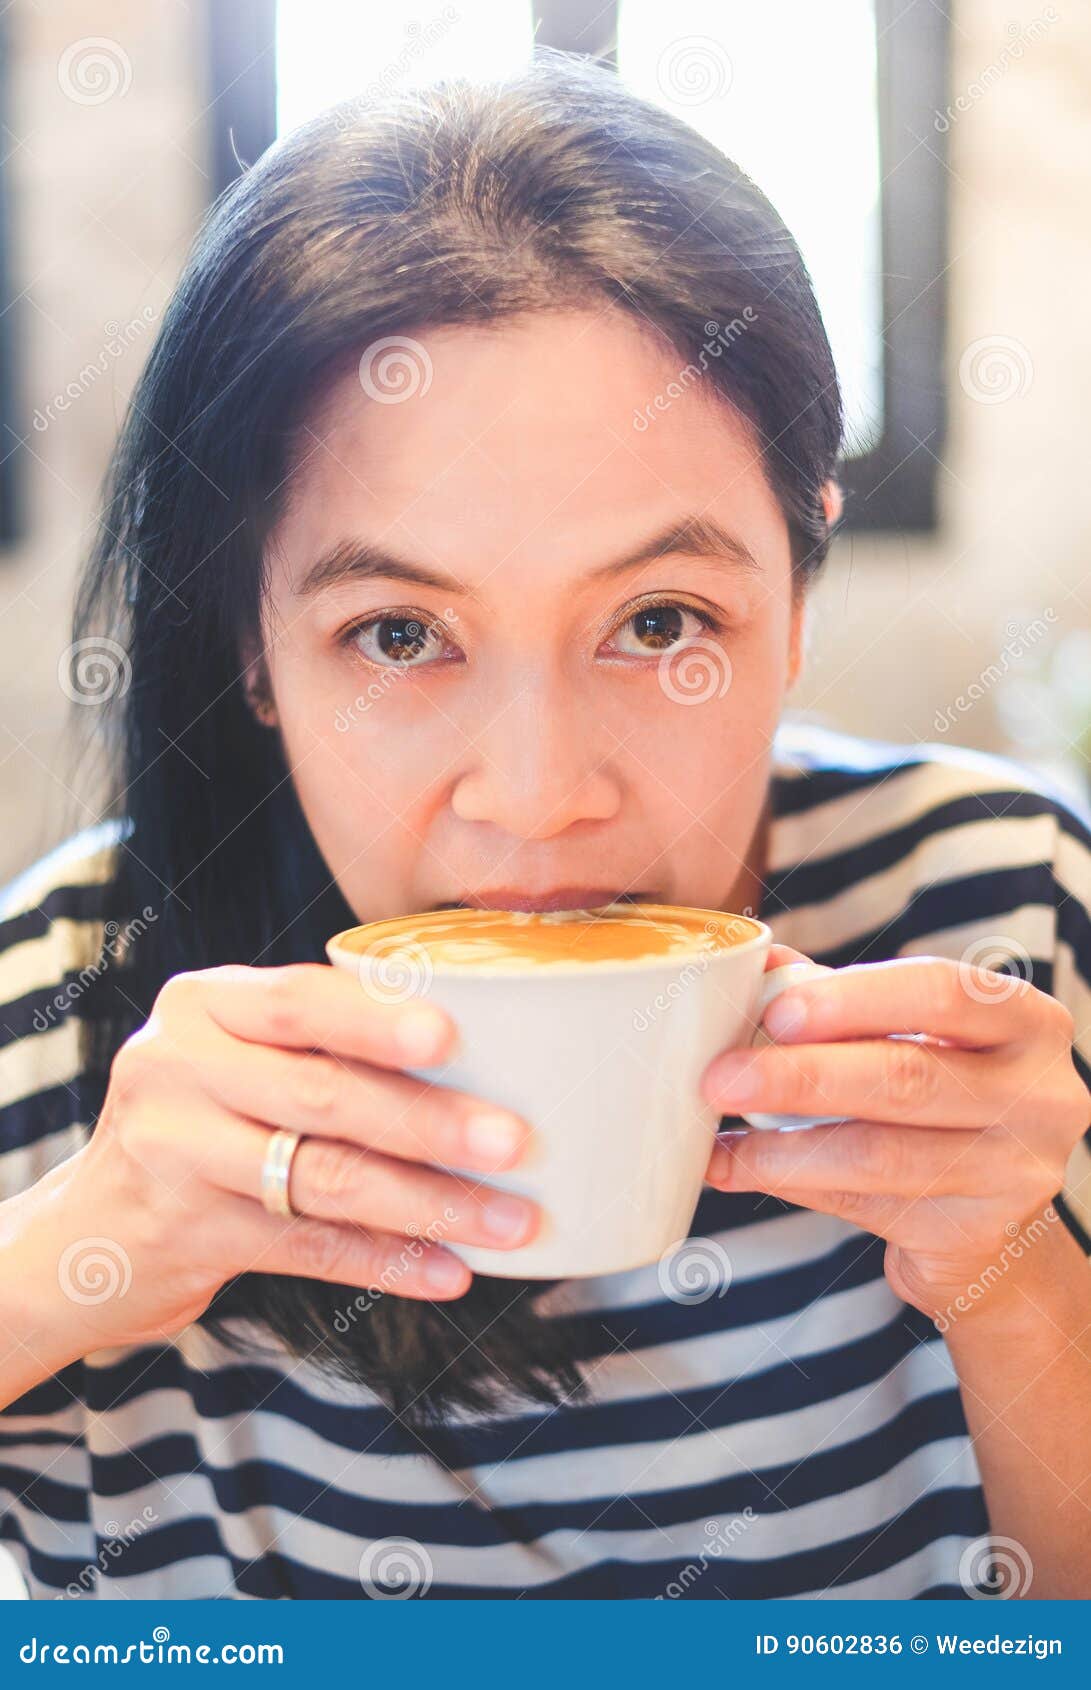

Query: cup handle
left=740, top=961, right=847, bottom=1134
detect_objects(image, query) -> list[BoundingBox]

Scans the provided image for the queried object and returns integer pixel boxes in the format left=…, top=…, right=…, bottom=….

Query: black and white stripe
left=0, top=724, right=1088, bottom=1598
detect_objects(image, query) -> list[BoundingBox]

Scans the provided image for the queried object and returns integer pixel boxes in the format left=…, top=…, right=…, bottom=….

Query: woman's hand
left=701, top=944, right=1091, bottom=1322
left=3, top=963, right=539, bottom=1373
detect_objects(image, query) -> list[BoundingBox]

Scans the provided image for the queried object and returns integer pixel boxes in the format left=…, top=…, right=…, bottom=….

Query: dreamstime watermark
left=958, top=334, right=1033, bottom=404
left=334, top=664, right=412, bottom=730
left=656, top=36, right=734, bottom=106
left=658, top=1237, right=733, bottom=1304
left=354, top=938, right=435, bottom=1008
left=332, top=7, right=459, bottom=129
left=20, top=1631, right=283, bottom=1666
left=633, top=911, right=756, bottom=1031
left=33, top=307, right=159, bottom=433
left=59, top=636, right=131, bottom=705
left=958, top=1533, right=1034, bottom=1598
left=656, top=1510, right=757, bottom=1598
left=57, top=1237, right=133, bottom=1306
left=334, top=610, right=459, bottom=730
left=332, top=1210, right=458, bottom=1332
left=57, top=37, right=132, bottom=105
left=633, top=950, right=715, bottom=1032
left=934, top=11, right=1057, bottom=131
left=359, top=1536, right=434, bottom=1598
left=57, top=1508, right=159, bottom=1599
left=957, top=935, right=1035, bottom=1005
left=359, top=335, right=433, bottom=403
left=32, top=906, right=157, bottom=1034
left=995, top=625, right=1091, bottom=765
left=633, top=313, right=757, bottom=431
left=933, top=611, right=1057, bottom=733
left=933, top=1206, right=1059, bottom=1334
left=657, top=636, right=732, bottom=705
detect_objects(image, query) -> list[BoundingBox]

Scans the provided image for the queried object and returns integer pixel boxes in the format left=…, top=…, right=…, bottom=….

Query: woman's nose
left=449, top=682, right=621, bottom=840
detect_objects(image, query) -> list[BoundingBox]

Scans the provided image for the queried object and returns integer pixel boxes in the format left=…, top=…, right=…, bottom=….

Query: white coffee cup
left=326, top=908, right=840, bottom=1280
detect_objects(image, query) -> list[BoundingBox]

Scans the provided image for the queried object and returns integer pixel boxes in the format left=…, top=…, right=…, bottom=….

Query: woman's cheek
left=639, top=634, right=787, bottom=812
left=277, top=681, right=453, bottom=906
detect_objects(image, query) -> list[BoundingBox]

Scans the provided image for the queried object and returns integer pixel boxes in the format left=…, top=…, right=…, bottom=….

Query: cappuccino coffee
left=332, top=902, right=761, bottom=972
left=326, top=904, right=831, bottom=1278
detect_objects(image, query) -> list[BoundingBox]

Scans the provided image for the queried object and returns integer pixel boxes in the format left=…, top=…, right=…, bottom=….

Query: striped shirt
left=1, top=722, right=1089, bottom=1600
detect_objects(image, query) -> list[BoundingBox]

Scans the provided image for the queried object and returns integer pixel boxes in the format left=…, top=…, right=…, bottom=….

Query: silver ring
left=260, top=1128, right=303, bottom=1219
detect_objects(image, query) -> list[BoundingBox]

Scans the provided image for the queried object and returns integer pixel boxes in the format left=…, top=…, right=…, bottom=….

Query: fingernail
left=763, top=992, right=807, bottom=1039
left=707, top=1142, right=734, bottom=1185
left=481, top=1193, right=535, bottom=1243
left=709, top=1054, right=760, bottom=1103
left=395, top=1004, right=451, bottom=1064
left=423, top=1249, right=467, bottom=1291
left=465, top=1110, right=526, bottom=1166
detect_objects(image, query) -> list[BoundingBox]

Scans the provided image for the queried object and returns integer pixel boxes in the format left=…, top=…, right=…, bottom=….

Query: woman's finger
left=196, top=1109, right=539, bottom=1251
left=758, top=954, right=1063, bottom=1051
left=764, top=942, right=813, bottom=972
left=216, top=1191, right=472, bottom=1299
left=706, top=1120, right=1001, bottom=1198
left=718, top=1183, right=913, bottom=1242
left=703, top=1034, right=1024, bottom=1129
left=153, top=1017, right=531, bottom=1174
left=194, top=962, right=459, bottom=1069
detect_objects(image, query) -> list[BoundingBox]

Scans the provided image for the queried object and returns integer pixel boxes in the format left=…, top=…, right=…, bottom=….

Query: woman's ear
left=787, top=594, right=806, bottom=691
left=821, top=477, right=844, bottom=527
left=240, top=638, right=279, bottom=728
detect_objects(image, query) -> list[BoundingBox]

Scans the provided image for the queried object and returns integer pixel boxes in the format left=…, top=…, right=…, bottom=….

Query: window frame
left=205, top=0, right=951, bottom=534
left=0, top=11, right=21, bottom=545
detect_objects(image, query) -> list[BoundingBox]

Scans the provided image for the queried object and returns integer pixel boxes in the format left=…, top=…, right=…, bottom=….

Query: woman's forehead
left=269, top=311, right=785, bottom=600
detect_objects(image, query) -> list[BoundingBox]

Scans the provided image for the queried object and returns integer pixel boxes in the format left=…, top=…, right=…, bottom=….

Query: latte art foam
left=334, top=903, right=760, bottom=971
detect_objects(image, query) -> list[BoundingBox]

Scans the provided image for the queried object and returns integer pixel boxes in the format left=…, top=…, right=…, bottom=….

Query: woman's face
left=259, top=307, right=805, bottom=920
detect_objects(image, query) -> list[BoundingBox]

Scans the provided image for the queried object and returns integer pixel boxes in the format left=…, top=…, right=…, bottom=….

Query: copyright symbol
left=911, top=1635, right=929, bottom=1654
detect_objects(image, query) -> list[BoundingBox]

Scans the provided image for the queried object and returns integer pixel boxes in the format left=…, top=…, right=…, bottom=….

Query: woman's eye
left=348, top=615, right=457, bottom=669
left=604, top=602, right=715, bottom=658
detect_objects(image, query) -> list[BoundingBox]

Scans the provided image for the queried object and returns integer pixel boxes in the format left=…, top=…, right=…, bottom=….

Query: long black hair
left=74, top=49, right=844, bottom=1430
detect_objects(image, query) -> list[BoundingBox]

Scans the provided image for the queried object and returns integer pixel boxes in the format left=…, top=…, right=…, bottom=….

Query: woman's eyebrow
left=586, top=516, right=762, bottom=580
left=294, top=515, right=760, bottom=599
left=294, top=540, right=471, bottom=598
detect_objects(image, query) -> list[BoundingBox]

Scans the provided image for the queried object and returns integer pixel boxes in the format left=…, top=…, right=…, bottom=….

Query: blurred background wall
left=1, top=0, right=1089, bottom=886
left=1, top=0, right=206, bottom=881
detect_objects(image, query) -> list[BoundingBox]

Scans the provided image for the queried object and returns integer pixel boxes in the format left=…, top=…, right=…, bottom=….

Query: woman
left=1, top=51, right=1089, bottom=1601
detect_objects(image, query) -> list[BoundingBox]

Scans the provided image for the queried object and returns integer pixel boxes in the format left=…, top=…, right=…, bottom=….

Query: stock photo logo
left=632, top=313, right=758, bottom=431
left=958, top=1535, right=1034, bottom=1599
left=31, top=906, right=158, bottom=1035
left=60, top=1509, right=159, bottom=1600
left=331, top=7, right=460, bottom=129
left=355, top=937, right=435, bottom=1006
left=657, top=1511, right=757, bottom=1599
left=333, top=611, right=459, bottom=731
left=331, top=1209, right=458, bottom=1332
left=658, top=1238, right=733, bottom=1305
left=32, top=308, right=160, bottom=434
left=57, top=37, right=132, bottom=105
left=933, top=10, right=1058, bottom=131
left=359, top=1537, right=434, bottom=1599
left=57, top=1238, right=133, bottom=1306
left=957, top=935, right=1034, bottom=1004
left=933, top=1208, right=1059, bottom=1334
left=58, top=637, right=132, bottom=706
left=657, top=637, right=733, bottom=706
left=656, top=36, right=734, bottom=106
left=358, top=335, right=433, bottom=404
left=931, top=610, right=1057, bottom=735
left=632, top=940, right=715, bottom=1032
left=958, top=334, right=1033, bottom=404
